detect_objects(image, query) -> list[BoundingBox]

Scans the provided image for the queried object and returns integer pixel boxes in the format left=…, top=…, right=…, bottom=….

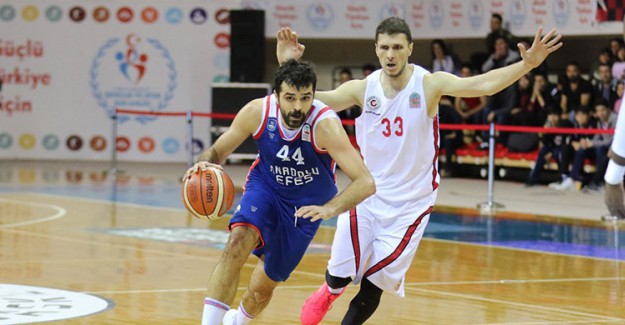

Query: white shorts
left=327, top=192, right=436, bottom=297
left=612, top=107, right=625, bottom=157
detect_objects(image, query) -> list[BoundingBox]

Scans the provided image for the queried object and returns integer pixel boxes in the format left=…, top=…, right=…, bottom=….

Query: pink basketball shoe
left=300, top=282, right=345, bottom=325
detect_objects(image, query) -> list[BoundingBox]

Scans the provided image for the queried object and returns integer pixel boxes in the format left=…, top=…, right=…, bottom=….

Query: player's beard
left=281, top=109, right=305, bottom=129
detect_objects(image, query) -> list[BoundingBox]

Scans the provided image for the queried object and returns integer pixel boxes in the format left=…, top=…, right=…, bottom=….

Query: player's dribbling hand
left=276, top=27, right=305, bottom=64
left=295, top=205, right=333, bottom=222
left=183, top=161, right=224, bottom=181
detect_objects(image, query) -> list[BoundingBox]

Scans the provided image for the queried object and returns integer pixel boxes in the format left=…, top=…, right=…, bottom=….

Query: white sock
left=235, top=301, right=254, bottom=325
left=327, top=284, right=343, bottom=295
left=202, top=297, right=229, bottom=325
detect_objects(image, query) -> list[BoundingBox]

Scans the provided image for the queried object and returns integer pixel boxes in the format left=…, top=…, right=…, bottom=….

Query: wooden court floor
left=1, top=162, right=624, bottom=324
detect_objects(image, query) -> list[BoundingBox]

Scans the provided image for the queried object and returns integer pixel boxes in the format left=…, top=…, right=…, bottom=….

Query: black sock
left=341, top=278, right=383, bottom=325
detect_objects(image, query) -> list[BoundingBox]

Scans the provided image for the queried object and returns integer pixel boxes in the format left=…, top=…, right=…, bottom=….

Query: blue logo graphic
left=380, top=3, right=405, bottom=20
left=307, top=3, right=334, bottom=30
left=0, top=5, right=16, bottom=21
left=509, top=0, right=526, bottom=29
left=45, top=5, right=62, bottom=22
left=42, top=170, right=60, bottom=183
left=428, top=2, right=444, bottom=30
left=90, top=34, right=177, bottom=124
left=190, top=8, right=207, bottom=24
left=0, top=133, right=13, bottom=149
left=165, top=7, right=183, bottom=24
left=162, top=137, right=180, bottom=155
left=467, top=0, right=484, bottom=30
left=42, top=134, right=60, bottom=150
left=192, top=138, right=204, bottom=155
left=552, top=0, right=569, bottom=27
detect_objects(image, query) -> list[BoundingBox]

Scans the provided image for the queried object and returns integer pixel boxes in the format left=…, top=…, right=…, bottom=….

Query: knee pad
left=326, top=269, right=351, bottom=289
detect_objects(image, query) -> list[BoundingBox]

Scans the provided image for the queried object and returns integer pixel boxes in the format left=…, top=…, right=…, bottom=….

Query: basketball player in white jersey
left=604, top=95, right=625, bottom=219
left=277, top=17, right=562, bottom=325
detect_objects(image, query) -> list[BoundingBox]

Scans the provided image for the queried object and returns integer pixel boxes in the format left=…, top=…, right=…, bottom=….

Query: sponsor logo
left=380, top=3, right=405, bottom=20
left=467, top=0, right=483, bottom=30
left=19, top=134, right=36, bottom=150
left=0, top=170, right=11, bottom=182
left=215, top=8, right=230, bottom=24
left=45, top=6, right=62, bottom=22
left=19, top=169, right=36, bottom=184
left=0, top=284, right=112, bottom=324
left=90, top=33, right=177, bottom=124
left=162, top=137, right=180, bottom=155
left=0, top=133, right=13, bottom=149
left=165, top=7, right=183, bottom=24
left=267, top=119, right=277, bottom=132
left=117, top=7, right=134, bottom=23
left=69, top=6, right=86, bottom=22
left=428, top=1, right=444, bottom=29
left=307, top=3, right=334, bottom=30
left=138, top=137, right=155, bottom=153
left=66, top=135, right=83, bottom=151
left=366, top=96, right=380, bottom=110
left=116, top=136, right=130, bottom=152
left=141, top=7, right=158, bottom=23
left=214, top=33, right=230, bottom=49
left=302, top=124, right=311, bottom=142
left=552, top=0, right=569, bottom=27
left=190, top=8, right=208, bottom=24
left=0, top=5, right=16, bottom=22
left=192, top=138, right=204, bottom=155
left=42, top=134, right=60, bottom=150
left=21, top=5, right=39, bottom=22
left=409, top=92, right=421, bottom=108
left=42, top=170, right=59, bottom=183
left=90, top=136, right=107, bottom=151
left=93, top=6, right=110, bottom=23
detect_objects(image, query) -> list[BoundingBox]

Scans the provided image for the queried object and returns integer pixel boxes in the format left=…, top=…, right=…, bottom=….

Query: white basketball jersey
left=357, top=64, right=439, bottom=218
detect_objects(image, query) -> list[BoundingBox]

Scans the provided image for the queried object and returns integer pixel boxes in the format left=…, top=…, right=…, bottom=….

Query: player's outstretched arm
left=295, top=117, right=375, bottom=221
left=428, top=27, right=562, bottom=101
left=277, top=27, right=305, bottom=65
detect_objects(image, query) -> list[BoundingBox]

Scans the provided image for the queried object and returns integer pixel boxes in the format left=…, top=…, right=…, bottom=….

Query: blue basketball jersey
left=247, top=94, right=339, bottom=206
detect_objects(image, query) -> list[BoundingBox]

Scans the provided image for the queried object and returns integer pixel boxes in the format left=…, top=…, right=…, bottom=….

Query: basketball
left=182, top=167, right=235, bottom=220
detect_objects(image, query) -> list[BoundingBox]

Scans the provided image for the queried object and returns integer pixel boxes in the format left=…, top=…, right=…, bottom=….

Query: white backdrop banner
left=0, top=0, right=617, bottom=162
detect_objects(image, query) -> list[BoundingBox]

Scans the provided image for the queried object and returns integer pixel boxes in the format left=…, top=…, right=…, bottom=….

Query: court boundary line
left=0, top=197, right=66, bottom=229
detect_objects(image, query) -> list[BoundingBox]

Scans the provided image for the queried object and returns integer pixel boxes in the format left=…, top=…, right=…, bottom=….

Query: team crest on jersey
left=366, top=96, right=380, bottom=110
left=302, top=124, right=311, bottom=142
left=267, top=119, right=277, bottom=132
left=409, top=92, right=421, bottom=108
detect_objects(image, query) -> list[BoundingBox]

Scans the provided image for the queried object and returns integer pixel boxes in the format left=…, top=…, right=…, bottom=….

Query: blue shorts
left=229, top=182, right=321, bottom=282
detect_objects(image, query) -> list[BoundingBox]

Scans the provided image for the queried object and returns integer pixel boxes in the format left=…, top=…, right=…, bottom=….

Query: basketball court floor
left=0, top=160, right=623, bottom=324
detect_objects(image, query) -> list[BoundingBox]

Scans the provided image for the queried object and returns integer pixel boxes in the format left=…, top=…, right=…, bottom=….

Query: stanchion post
left=186, top=110, right=194, bottom=168
left=109, top=109, right=118, bottom=176
left=478, top=122, right=504, bottom=214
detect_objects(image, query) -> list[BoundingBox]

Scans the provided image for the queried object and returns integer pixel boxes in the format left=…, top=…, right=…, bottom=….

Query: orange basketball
left=182, top=167, right=235, bottom=220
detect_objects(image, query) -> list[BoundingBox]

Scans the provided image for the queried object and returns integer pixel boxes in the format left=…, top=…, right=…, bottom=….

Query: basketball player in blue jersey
left=277, top=18, right=562, bottom=325
left=184, top=59, right=375, bottom=325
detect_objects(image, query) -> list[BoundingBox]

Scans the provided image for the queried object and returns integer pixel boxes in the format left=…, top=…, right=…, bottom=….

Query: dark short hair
left=593, top=98, right=610, bottom=109
left=275, top=59, right=317, bottom=95
left=375, top=17, right=412, bottom=44
left=492, top=13, right=503, bottom=22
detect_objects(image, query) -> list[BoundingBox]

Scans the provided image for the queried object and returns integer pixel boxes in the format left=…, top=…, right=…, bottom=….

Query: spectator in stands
left=482, top=35, right=520, bottom=73
left=593, top=63, right=618, bottom=108
left=552, top=107, right=594, bottom=190
left=430, top=39, right=460, bottom=75
left=486, top=13, right=516, bottom=54
left=614, top=81, right=624, bottom=113
left=591, top=48, right=614, bottom=83
left=560, top=61, right=593, bottom=120
left=526, top=105, right=573, bottom=187
left=439, top=100, right=463, bottom=177
left=336, top=67, right=358, bottom=136
left=454, top=64, right=488, bottom=124
left=361, top=63, right=376, bottom=77
left=585, top=99, right=617, bottom=191
left=612, top=46, right=625, bottom=82
left=609, top=37, right=624, bottom=59
left=530, top=72, right=558, bottom=124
